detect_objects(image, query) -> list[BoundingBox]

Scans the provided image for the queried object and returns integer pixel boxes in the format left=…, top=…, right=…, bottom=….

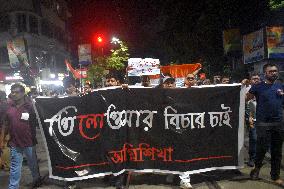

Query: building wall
left=0, top=0, right=71, bottom=83
left=0, top=0, right=34, bottom=13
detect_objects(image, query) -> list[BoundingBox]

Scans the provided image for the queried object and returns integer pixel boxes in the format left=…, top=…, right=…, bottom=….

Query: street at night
left=1, top=1, right=284, bottom=189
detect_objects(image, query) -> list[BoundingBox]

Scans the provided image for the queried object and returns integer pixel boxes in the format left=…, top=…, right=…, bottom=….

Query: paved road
left=1, top=129, right=284, bottom=189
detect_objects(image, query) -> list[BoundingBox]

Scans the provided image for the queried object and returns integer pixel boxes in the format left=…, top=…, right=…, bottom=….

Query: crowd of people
left=0, top=62, right=284, bottom=189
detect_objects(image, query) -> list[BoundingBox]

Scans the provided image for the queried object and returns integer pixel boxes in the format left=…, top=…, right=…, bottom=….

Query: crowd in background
left=26, top=70, right=242, bottom=98
left=0, top=63, right=284, bottom=189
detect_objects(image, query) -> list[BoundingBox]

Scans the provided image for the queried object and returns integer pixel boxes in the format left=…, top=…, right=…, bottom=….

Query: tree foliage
left=269, top=0, right=284, bottom=9
left=86, top=57, right=106, bottom=83
left=106, top=41, right=130, bottom=70
left=86, top=41, right=129, bottom=84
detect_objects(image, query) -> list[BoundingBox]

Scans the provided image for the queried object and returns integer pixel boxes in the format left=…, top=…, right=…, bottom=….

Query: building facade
left=0, top=0, right=71, bottom=86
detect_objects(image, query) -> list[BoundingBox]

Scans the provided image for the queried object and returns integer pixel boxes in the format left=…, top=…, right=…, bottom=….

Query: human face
left=265, top=66, right=278, bottom=83
left=202, top=79, right=211, bottom=85
left=83, top=84, right=91, bottom=93
left=184, top=74, right=196, bottom=87
left=213, top=75, right=221, bottom=83
left=106, top=78, right=118, bottom=87
left=66, top=84, right=77, bottom=95
left=142, top=80, right=150, bottom=87
left=221, top=77, right=230, bottom=84
left=250, top=75, right=260, bottom=85
left=163, top=81, right=176, bottom=88
left=10, top=87, right=25, bottom=102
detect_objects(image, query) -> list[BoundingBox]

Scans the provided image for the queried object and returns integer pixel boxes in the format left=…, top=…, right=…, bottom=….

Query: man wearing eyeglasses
left=184, top=74, right=197, bottom=88
left=4, top=83, right=43, bottom=189
left=247, top=63, right=284, bottom=187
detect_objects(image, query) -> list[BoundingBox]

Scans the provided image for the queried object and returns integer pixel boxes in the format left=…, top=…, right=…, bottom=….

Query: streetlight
left=111, top=37, right=120, bottom=44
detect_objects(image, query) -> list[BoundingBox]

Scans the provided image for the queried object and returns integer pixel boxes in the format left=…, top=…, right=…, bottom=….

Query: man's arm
left=192, top=68, right=202, bottom=76
left=242, top=79, right=256, bottom=101
left=246, top=92, right=255, bottom=102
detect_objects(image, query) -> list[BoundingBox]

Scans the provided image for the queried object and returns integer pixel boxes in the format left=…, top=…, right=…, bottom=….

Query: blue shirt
left=249, top=81, right=284, bottom=123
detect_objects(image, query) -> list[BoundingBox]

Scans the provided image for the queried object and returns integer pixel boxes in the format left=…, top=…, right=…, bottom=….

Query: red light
left=97, top=36, right=103, bottom=43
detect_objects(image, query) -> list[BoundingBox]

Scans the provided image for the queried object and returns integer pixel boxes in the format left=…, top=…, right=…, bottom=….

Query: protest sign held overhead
left=128, top=58, right=160, bottom=76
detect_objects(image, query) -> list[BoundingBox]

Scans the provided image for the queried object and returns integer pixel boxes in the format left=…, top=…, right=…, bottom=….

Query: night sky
left=68, top=0, right=270, bottom=68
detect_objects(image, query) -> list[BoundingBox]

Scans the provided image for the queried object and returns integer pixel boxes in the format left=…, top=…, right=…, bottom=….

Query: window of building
left=16, top=13, right=27, bottom=32
left=0, top=47, right=9, bottom=65
left=54, top=26, right=64, bottom=43
left=55, top=54, right=65, bottom=69
left=29, top=15, right=38, bottom=34
left=0, top=14, right=10, bottom=32
left=41, top=19, right=52, bottom=37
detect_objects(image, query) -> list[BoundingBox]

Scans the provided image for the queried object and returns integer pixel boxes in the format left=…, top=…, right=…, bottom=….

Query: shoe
left=32, top=176, right=45, bottom=188
left=247, top=159, right=255, bottom=167
left=64, top=182, right=78, bottom=189
left=114, top=174, right=126, bottom=189
left=64, top=184, right=77, bottom=189
left=166, top=174, right=175, bottom=183
left=250, top=168, right=260, bottom=180
left=180, top=180, right=193, bottom=189
left=115, top=182, right=125, bottom=189
left=273, top=179, right=284, bottom=187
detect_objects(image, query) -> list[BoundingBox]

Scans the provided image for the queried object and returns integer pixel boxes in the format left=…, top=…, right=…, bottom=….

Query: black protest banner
left=34, top=85, right=244, bottom=181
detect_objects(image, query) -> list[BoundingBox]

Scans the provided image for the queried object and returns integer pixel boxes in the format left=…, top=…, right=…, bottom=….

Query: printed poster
left=128, top=58, right=160, bottom=76
left=78, top=44, right=92, bottom=65
left=7, top=37, right=29, bottom=68
left=266, top=27, right=284, bottom=59
left=243, top=29, right=264, bottom=64
left=223, top=29, right=241, bottom=54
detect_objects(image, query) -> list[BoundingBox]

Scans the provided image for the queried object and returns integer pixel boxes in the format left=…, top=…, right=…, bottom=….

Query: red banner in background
left=149, top=63, right=202, bottom=79
left=65, top=59, right=88, bottom=79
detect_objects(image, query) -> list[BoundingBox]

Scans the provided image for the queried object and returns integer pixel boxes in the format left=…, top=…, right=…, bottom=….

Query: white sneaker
left=180, top=180, right=193, bottom=189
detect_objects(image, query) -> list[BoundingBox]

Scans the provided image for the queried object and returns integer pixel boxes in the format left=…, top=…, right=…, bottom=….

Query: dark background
left=68, top=0, right=271, bottom=73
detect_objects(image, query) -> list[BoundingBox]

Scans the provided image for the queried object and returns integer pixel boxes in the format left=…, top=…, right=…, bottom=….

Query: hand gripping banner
left=34, top=85, right=245, bottom=181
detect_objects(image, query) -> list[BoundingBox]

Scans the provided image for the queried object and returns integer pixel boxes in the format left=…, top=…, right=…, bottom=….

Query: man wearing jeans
left=4, top=84, right=42, bottom=189
left=247, top=63, right=284, bottom=186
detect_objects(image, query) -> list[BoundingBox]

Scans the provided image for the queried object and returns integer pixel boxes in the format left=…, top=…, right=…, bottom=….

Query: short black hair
left=106, top=72, right=124, bottom=83
left=250, top=72, right=260, bottom=79
left=141, top=75, right=150, bottom=82
left=221, top=75, right=230, bottom=80
left=106, top=73, right=118, bottom=80
left=163, top=72, right=172, bottom=77
left=63, top=76, right=76, bottom=89
left=11, top=83, right=25, bottom=92
left=263, top=63, right=278, bottom=73
left=84, top=83, right=92, bottom=88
